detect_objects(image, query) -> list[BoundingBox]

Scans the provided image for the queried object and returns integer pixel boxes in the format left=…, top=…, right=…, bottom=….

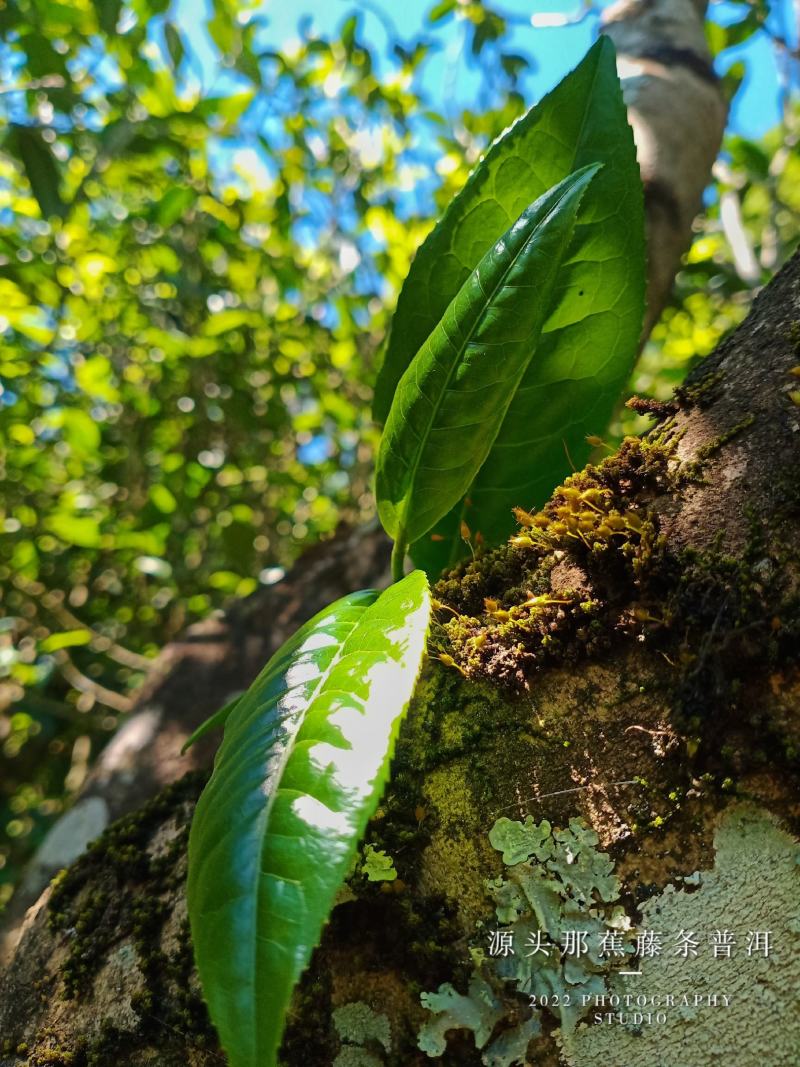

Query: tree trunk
left=1, top=242, right=798, bottom=1066
left=0, top=0, right=728, bottom=956
left=602, top=0, right=728, bottom=335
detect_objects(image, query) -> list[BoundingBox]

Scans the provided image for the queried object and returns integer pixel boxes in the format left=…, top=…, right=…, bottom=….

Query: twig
left=0, top=76, right=66, bottom=95
left=52, top=650, right=133, bottom=713
left=13, top=574, right=154, bottom=672
left=491, top=779, right=639, bottom=815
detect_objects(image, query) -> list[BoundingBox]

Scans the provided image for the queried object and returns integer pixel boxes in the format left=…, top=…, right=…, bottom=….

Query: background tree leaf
left=8, top=125, right=65, bottom=220
left=180, top=694, right=241, bottom=754
left=187, top=571, right=431, bottom=1067
left=376, top=167, right=599, bottom=561
left=39, top=630, right=92, bottom=653
left=164, top=22, right=185, bottom=71
left=91, top=0, right=122, bottom=36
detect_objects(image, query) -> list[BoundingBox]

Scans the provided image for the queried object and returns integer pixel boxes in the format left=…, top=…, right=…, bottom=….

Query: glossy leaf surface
left=376, top=167, right=598, bottom=555
left=187, top=571, right=430, bottom=1067
left=373, top=38, right=645, bottom=574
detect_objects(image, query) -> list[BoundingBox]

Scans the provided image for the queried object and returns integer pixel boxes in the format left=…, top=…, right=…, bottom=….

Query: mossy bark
left=2, top=255, right=799, bottom=1066
left=0, top=0, right=730, bottom=948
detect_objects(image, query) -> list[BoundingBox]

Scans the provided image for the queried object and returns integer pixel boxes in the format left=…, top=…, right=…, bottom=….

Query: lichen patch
left=559, top=803, right=800, bottom=1066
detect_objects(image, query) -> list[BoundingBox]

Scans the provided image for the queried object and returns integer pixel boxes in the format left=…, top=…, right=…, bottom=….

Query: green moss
left=422, top=427, right=799, bottom=781
left=431, top=437, right=675, bottom=690
left=783, top=321, right=800, bottom=351
left=674, top=367, right=725, bottom=408
left=698, top=412, right=756, bottom=460
left=682, top=412, right=757, bottom=481
left=25, top=773, right=219, bottom=1065
left=28, top=1048, right=77, bottom=1065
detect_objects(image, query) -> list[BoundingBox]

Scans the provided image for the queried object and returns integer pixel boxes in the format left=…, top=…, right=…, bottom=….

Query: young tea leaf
left=187, top=571, right=431, bottom=1067
left=373, top=37, right=645, bottom=574
left=376, top=166, right=599, bottom=567
left=180, top=693, right=242, bottom=755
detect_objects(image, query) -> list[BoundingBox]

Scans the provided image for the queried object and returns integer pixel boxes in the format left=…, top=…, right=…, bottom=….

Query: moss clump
left=431, top=437, right=674, bottom=688
left=674, top=366, right=725, bottom=408
left=35, top=773, right=219, bottom=1064
left=14, top=1030, right=78, bottom=1067
left=426, top=430, right=799, bottom=762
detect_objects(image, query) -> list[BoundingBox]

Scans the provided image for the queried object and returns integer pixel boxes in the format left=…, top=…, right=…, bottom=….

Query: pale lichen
left=331, top=1049, right=383, bottom=1067
left=559, top=804, right=800, bottom=1066
left=487, top=816, right=625, bottom=1034
left=418, top=976, right=542, bottom=1067
left=418, top=977, right=505, bottom=1057
left=487, top=816, right=552, bottom=866
left=359, top=845, right=397, bottom=883
left=332, top=1002, right=391, bottom=1067
left=418, top=814, right=627, bottom=1064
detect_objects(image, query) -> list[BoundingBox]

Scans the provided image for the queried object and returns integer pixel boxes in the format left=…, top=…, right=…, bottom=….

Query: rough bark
left=0, top=1, right=729, bottom=954
left=1, top=244, right=798, bottom=1066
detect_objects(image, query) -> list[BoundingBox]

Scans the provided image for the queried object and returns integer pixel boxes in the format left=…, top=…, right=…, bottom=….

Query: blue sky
left=175, top=0, right=799, bottom=141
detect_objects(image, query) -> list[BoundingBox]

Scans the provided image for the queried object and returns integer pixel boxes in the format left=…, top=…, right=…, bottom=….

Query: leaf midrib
left=392, top=181, right=578, bottom=543
left=424, top=56, right=612, bottom=565
left=378, top=42, right=606, bottom=425
left=247, top=596, right=376, bottom=1060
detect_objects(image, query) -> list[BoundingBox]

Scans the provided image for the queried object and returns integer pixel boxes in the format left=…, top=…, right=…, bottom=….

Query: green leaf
left=9, top=124, right=65, bottom=220
left=428, top=0, right=456, bottom=21
left=46, top=514, right=101, bottom=548
left=214, top=90, right=256, bottom=125
left=373, top=38, right=645, bottom=573
left=376, top=167, right=598, bottom=558
left=341, top=14, right=359, bottom=52
left=164, top=22, right=185, bottom=71
left=187, top=571, right=431, bottom=1067
left=75, top=356, right=120, bottom=403
left=471, top=12, right=505, bottom=56
left=720, top=60, right=746, bottom=102
left=40, top=629, right=92, bottom=653
left=156, top=186, right=194, bottom=228
left=181, top=694, right=241, bottom=754
left=149, top=483, right=177, bottom=514
left=706, top=11, right=760, bottom=56
left=92, top=0, right=122, bottom=35
left=208, top=0, right=241, bottom=59
left=46, top=409, right=101, bottom=456
left=500, top=53, right=529, bottom=81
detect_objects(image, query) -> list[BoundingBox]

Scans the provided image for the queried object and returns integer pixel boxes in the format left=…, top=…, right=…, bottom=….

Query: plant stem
left=391, top=539, right=406, bottom=583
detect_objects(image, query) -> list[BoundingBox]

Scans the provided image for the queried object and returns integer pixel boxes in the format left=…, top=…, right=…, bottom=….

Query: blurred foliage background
left=0, top=0, right=798, bottom=908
